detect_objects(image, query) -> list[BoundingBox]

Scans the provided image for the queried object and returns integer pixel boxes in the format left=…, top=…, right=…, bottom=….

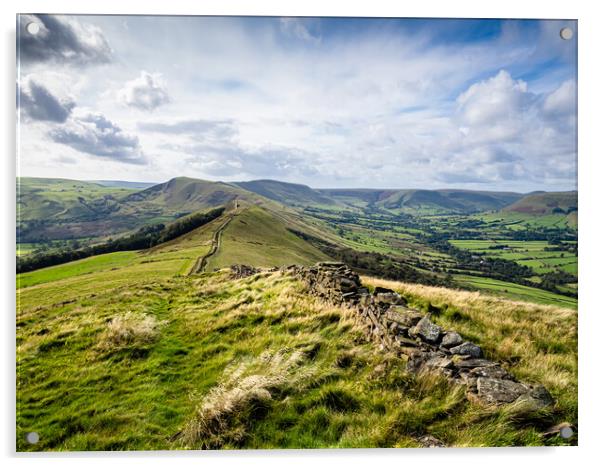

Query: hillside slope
left=17, top=260, right=576, bottom=450
left=205, top=206, right=331, bottom=269
left=503, top=191, right=577, bottom=215
left=235, top=179, right=334, bottom=207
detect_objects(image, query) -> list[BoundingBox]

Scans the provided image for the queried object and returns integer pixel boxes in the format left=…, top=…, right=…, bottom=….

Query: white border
left=2, top=1, right=600, bottom=465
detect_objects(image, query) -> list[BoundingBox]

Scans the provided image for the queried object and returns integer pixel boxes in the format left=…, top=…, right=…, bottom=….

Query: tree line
left=17, top=207, right=225, bottom=273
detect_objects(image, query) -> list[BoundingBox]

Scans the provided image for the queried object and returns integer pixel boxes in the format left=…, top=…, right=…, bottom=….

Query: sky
left=17, top=15, right=577, bottom=192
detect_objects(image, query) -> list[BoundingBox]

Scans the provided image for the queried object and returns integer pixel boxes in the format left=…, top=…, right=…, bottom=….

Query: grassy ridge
left=17, top=268, right=576, bottom=451
left=207, top=206, right=331, bottom=269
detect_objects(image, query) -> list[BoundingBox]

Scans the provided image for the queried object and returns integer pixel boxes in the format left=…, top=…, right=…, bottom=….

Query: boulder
left=409, top=314, right=442, bottom=344
left=441, top=331, right=463, bottom=349
left=450, top=342, right=483, bottom=358
left=476, top=377, right=528, bottom=404
left=383, top=307, right=423, bottom=328
left=515, top=384, right=555, bottom=410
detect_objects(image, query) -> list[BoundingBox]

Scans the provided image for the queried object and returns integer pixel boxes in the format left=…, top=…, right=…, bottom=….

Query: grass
left=16, top=263, right=577, bottom=450
left=363, top=275, right=577, bottom=440
left=207, top=207, right=330, bottom=269
left=453, top=275, right=577, bottom=309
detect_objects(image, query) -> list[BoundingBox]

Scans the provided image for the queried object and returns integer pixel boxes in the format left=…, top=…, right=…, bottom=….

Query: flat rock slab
left=477, top=377, right=528, bottom=404
left=450, top=342, right=483, bottom=358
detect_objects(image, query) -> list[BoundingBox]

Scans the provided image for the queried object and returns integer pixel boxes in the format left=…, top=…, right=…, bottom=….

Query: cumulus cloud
left=118, top=72, right=170, bottom=111
left=18, top=14, right=112, bottom=65
left=48, top=113, right=146, bottom=164
left=18, top=77, right=75, bottom=123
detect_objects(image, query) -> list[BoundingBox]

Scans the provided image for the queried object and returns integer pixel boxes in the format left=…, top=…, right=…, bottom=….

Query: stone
left=515, top=384, right=555, bottom=410
left=338, top=277, right=358, bottom=291
left=455, top=358, right=498, bottom=370
left=476, top=378, right=528, bottom=404
left=441, top=331, right=463, bottom=349
left=417, top=435, right=446, bottom=448
left=470, top=365, right=513, bottom=380
left=383, top=307, right=422, bottom=328
left=450, top=342, right=483, bottom=358
left=409, top=314, right=442, bottom=344
left=424, top=356, right=454, bottom=370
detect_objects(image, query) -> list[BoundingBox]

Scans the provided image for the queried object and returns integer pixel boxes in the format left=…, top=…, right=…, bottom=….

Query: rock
left=409, top=314, right=442, bottom=344
left=450, top=342, right=483, bottom=358
left=470, top=365, right=513, bottom=380
left=441, top=331, right=463, bottom=349
left=424, top=356, right=454, bottom=370
left=476, top=378, right=528, bottom=404
left=417, top=435, right=446, bottom=448
left=338, top=277, right=358, bottom=292
left=455, top=358, right=498, bottom=370
left=515, top=384, right=555, bottom=410
left=383, top=307, right=422, bottom=328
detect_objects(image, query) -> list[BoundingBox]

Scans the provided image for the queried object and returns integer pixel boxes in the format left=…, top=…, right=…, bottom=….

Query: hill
left=16, top=254, right=576, bottom=450
left=205, top=206, right=331, bottom=269
left=317, top=188, right=522, bottom=214
left=503, top=191, right=578, bottom=215
left=234, top=179, right=334, bottom=207
left=17, top=177, right=265, bottom=244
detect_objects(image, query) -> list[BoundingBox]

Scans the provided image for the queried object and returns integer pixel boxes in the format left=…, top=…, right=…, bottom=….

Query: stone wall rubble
left=284, top=262, right=554, bottom=410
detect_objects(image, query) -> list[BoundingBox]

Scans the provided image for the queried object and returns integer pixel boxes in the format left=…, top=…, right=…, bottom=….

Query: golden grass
left=180, top=348, right=315, bottom=449
left=362, top=276, right=577, bottom=418
left=98, top=311, right=164, bottom=350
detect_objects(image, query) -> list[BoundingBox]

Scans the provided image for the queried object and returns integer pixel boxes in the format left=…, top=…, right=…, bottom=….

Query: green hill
left=503, top=191, right=578, bottom=215
left=235, top=179, right=335, bottom=207
left=206, top=206, right=331, bottom=269
left=317, top=188, right=522, bottom=214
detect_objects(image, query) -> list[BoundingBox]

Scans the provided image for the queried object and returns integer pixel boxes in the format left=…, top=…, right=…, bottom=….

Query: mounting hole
left=560, top=426, right=574, bottom=439
left=26, top=22, right=41, bottom=35
left=560, top=27, right=573, bottom=40
left=26, top=431, right=39, bottom=444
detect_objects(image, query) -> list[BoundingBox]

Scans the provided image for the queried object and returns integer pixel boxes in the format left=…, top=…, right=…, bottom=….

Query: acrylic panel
left=16, top=15, right=577, bottom=451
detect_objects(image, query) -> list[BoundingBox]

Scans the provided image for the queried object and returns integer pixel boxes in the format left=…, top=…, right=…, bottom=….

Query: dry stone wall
left=284, top=262, right=554, bottom=410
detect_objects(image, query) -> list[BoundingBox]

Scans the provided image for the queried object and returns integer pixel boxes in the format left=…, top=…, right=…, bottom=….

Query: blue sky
left=17, top=15, right=577, bottom=191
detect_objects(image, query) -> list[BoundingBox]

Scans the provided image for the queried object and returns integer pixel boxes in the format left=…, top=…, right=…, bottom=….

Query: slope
left=503, top=191, right=578, bottom=215
left=235, top=179, right=335, bottom=207
left=16, top=266, right=576, bottom=451
left=205, top=205, right=332, bottom=269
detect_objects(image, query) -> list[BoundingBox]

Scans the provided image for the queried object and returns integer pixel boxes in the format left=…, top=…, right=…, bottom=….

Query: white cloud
left=118, top=72, right=170, bottom=111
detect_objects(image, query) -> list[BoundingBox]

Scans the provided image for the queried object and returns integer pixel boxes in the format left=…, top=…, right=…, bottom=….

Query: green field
left=453, top=275, right=577, bottom=309
left=450, top=239, right=578, bottom=278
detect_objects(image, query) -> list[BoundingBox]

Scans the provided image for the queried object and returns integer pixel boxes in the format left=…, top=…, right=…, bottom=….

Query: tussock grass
left=180, top=349, right=313, bottom=449
left=98, top=312, right=164, bottom=350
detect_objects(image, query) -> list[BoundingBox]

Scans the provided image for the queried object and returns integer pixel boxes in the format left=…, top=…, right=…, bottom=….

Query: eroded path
left=189, top=215, right=233, bottom=274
